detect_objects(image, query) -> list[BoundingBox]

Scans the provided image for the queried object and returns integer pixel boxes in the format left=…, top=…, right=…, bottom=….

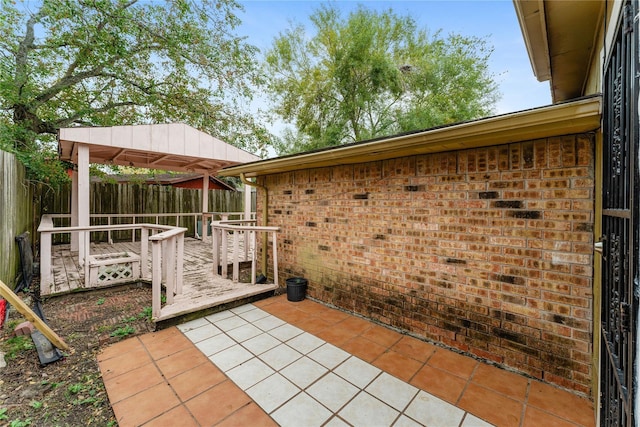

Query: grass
left=3, top=335, right=35, bottom=360
left=110, top=325, right=135, bottom=338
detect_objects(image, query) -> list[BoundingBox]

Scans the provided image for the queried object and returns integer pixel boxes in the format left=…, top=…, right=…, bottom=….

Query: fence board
left=0, top=150, right=36, bottom=287
left=41, top=182, right=252, bottom=243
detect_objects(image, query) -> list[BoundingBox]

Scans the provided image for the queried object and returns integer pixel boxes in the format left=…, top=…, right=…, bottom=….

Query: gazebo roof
left=58, top=123, right=259, bottom=174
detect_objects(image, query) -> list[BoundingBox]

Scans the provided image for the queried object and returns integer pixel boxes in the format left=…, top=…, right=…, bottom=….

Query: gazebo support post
left=77, top=143, right=90, bottom=266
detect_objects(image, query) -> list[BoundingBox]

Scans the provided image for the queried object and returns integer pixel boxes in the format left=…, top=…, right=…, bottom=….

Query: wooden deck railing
left=211, top=220, right=280, bottom=286
left=45, top=212, right=253, bottom=243
left=38, top=214, right=186, bottom=319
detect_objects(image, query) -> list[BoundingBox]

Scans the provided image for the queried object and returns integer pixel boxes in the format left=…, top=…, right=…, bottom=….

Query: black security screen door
left=601, top=1, right=639, bottom=426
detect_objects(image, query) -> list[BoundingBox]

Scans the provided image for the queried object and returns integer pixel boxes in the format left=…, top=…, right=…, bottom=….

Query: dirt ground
left=0, top=282, right=155, bottom=427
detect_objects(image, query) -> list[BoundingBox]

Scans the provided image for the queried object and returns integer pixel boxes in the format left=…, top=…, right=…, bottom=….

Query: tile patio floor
left=98, top=295, right=595, bottom=427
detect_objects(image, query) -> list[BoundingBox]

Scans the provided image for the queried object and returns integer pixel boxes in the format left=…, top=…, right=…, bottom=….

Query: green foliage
left=9, top=418, right=31, bottom=427
left=96, top=298, right=105, bottom=305
left=0, top=408, right=8, bottom=420
left=0, top=0, right=271, bottom=183
left=67, top=383, right=85, bottom=395
left=140, top=306, right=153, bottom=321
left=3, top=335, right=35, bottom=360
left=29, top=401, right=43, bottom=410
left=265, top=5, right=500, bottom=154
left=110, top=325, right=135, bottom=338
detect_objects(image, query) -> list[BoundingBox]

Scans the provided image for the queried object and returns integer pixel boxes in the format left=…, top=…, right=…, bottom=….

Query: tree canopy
left=0, top=0, right=269, bottom=184
left=265, top=5, right=500, bottom=155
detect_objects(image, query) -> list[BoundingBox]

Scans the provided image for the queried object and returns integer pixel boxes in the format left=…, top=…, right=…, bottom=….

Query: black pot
left=286, top=277, right=307, bottom=302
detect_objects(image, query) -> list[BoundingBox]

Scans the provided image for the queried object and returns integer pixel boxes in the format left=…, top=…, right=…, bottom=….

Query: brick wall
left=260, top=133, right=595, bottom=395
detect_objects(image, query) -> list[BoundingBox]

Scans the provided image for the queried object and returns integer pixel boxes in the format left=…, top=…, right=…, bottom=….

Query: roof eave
left=513, top=0, right=551, bottom=82
left=219, top=96, right=601, bottom=178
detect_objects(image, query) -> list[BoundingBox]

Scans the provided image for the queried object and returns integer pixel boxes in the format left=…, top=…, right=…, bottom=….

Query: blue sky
left=236, top=0, right=552, bottom=121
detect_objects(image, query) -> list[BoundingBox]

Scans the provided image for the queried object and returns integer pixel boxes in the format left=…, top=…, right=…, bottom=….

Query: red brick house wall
left=259, top=133, right=595, bottom=395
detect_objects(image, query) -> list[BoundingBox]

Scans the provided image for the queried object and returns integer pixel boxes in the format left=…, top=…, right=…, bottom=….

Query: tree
left=265, top=5, right=500, bottom=154
left=0, top=0, right=269, bottom=184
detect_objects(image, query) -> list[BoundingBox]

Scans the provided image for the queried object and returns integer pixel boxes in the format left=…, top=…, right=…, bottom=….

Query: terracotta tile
left=103, top=362, right=164, bottom=404
left=139, top=327, right=183, bottom=345
left=341, top=336, right=387, bottom=362
left=142, top=404, right=199, bottom=427
left=215, top=402, right=278, bottom=427
left=112, top=383, right=181, bottom=427
left=319, top=309, right=349, bottom=324
left=98, top=337, right=142, bottom=362
left=295, top=317, right=333, bottom=334
left=410, top=365, right=467, bottom=404
left=373, top=350, right=423, bottom=382
left=155, top=346, right=210, bottom=379
left=361, top=325, right=402, bottom=348
left=427, top=348, right=478, bottom=379
left=316, top=326, right=359, bottom=347
left=334, top=316, right=373, bottom=335
left=277, top=309, right=309, bottom=325
left=471, top=363, right=529, bottom=401
left=458, top=383, right=523, bottom=427
left=143, top=332, right=193, bottom=361
left=527, top=381, right=595, bottom=427
left=185, top=380, right=251, bottom=426
left=295, top=300, right=332, bottom=316
left=390, top=335, right=437, bottom=363
left=169, top=362, right=227, bottom=401
left=253, top=297, right=279, bottom=308
left=98, top=346, right=153, bottom=380
left=522, top=406, right=580, bottom=427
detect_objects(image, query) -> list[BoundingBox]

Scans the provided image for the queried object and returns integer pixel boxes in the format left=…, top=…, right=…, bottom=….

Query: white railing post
left=271, top=230, right=278, bottom=286
left=40, top=231, right=52, bottom=292
left=176, top=233, right=184, bottom=295
left=212, top=227, right=220, bottom=276
left=165, top=237, right=176, bottom=304
left=161, top=239, right=168, bottom=283
left=141, top=227, right=149, bottom=280
left=232, top=230, right=240, bottom=282
left=151, top=240, right=162, bottom=319
left=221, top=230, right=228, bottom=278
left=251, top=230, right=257, bottom=285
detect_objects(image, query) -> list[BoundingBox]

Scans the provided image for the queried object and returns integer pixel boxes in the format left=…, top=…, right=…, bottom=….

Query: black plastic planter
left=286, top=277, right=307, bottom=302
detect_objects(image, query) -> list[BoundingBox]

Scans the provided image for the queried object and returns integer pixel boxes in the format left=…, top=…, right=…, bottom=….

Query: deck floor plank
left=48, top=237, right=274, bottom=322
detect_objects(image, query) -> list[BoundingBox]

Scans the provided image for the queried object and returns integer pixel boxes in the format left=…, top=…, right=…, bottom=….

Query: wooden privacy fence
left=0, top=150, right=37, bottom=287
left=41, top=181, right=252, bottom=243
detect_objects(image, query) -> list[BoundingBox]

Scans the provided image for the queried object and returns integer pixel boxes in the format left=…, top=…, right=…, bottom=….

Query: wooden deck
left=47, top=238, right=278, bottom=323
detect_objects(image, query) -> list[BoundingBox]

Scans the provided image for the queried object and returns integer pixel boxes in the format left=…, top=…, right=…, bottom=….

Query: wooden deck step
left=155, top=282, right=278, bottom=327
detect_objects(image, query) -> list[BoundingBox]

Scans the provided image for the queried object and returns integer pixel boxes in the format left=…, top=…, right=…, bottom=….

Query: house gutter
left=240, top=173, right=269, bottom=277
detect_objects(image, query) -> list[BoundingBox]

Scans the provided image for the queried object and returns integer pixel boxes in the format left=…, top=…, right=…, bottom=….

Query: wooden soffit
left=219, top=95, right=601, bottom=178
left=514, top=0, right=604, bottom=102
left=58, top=123, right=259, bottom=175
